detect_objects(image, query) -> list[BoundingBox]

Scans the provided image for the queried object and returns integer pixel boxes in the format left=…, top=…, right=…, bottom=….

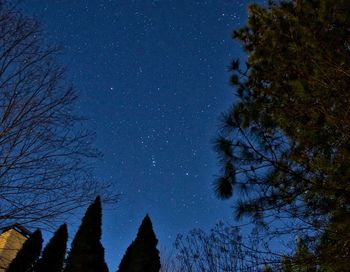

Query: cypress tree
left=34, top=223, right=68, bottom=272
left=117, top=214, right=161, bottom=272
left=64, top=196, right=108, bottom=272
left=6, top=229, right=43, bottom=272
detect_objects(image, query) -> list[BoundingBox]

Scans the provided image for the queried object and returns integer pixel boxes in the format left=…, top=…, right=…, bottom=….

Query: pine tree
left=281, top=238, right=317, bottom=272
left=34, top=224, right=68, bottom=272
left=262, top=265, right=273, bottom=272
left=316, top=216, right=350, bottom=271
left=6, top=229, right=43, bottom=272
left=64, top=196, right=109, bottom=272
left=214, top=0, right=350, bottom=268
left=117, top=214, right=161, bottom=272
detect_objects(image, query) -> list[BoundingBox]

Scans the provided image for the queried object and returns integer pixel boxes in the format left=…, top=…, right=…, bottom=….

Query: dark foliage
left=117, top=215, right=161, bottom=272
left=34, top=224, right=68, bottom=272
left=215, top=0, right=350, bottom=268
left=6, top=229, right=42, bottom=272
left=281, top=238, right=317, bottom=272
left=64, top=196, right=109, bottom=272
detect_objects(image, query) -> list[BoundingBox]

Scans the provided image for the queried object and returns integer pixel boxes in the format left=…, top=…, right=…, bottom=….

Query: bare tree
left=173, top=222, right=282, bottom=272
left=0, top=1, right=116, bottom=229
left=160, top=247, right=181, bottom=272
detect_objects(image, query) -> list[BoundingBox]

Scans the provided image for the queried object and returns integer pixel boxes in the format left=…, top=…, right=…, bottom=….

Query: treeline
left=7, top=212, right=333, bottom=272
left=6, top=197, right=161, bottom=272
left=161, top=223, right=328, bottom=272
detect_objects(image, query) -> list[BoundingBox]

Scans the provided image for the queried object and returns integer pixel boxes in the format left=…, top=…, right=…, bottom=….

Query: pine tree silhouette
left=117, top=214, right=161, bottom=272
left=64, top=196, right=108, bottom=272
left=34, top=223, right=68, bottom=272
left=6, top=229, right=42, bottom=272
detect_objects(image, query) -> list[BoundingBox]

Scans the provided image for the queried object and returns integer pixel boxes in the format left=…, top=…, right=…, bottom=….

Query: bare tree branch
left=0, top=1, right=118, bottom=229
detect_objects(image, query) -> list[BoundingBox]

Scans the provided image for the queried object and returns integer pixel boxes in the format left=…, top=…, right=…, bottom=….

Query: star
left=24, top=0, right=248, bottom=268
left=151, top=155, right=156, bottom=167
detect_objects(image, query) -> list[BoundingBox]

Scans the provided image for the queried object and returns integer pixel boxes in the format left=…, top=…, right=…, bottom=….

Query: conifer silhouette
left=6, top=229, right=42, bottom=272
left=117, top=214, right=161, bottom=272
left=64, top=196, right=108, bottom=272
left=34, top=224, right=68, bottom=272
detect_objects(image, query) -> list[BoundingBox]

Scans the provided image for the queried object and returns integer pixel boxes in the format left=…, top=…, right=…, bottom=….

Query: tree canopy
left=64, top=196, right=109, bottom=272
left=34, top=224, right=68, bottom=272
left=117, top=215, right=161, bottom=272
left=6, top=229, right=42, bottom=272
left=214, top=0, right=350, bottom=268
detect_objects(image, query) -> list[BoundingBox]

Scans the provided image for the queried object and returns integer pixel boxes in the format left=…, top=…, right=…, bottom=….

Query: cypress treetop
left=6, top=229, right=43, bottom=272
left=34, top=223, right=68, bottom=272
left=64, top=196, right=109, bottom=272
left=117, top=214, right=161, bottom=272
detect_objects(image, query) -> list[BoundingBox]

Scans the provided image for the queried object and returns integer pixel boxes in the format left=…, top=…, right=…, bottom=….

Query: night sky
left=25, top=0, right=263, bottom=269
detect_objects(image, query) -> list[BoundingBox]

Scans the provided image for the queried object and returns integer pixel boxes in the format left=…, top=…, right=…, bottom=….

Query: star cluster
left=24, top=0, right=259, bottom=268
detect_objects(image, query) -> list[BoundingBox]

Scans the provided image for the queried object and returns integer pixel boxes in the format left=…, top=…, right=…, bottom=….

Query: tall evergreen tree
left=64, top=196, right=109, bottom=272
left=34, top=224, right=68, bottom=272
left=214, top=0, right=350, bottom=267
left=6, top=229, right=43, bottom=272
left=117, top=214, right=161, bottom=272
left=316, top=217, right=350, bottom=271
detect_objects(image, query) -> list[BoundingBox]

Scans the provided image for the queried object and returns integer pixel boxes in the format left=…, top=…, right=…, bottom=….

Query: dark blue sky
left=25, top=0, right=262, bottom=269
